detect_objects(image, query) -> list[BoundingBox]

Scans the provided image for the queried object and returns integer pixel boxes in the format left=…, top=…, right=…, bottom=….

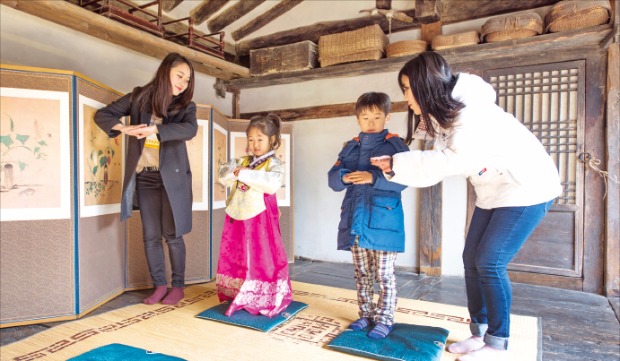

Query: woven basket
left=431, top=31, right=479, bottom=50
left=481, top=13, right=543, bottom=42
left=318, top=24, right=388, bottom=67
left=386, top=40, right=427, bottom=58
left=545, top=0, right=611, bottom=33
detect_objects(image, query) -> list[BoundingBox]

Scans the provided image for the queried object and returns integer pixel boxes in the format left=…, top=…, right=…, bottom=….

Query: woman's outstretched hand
left=370, top=155, right=393, bottom=173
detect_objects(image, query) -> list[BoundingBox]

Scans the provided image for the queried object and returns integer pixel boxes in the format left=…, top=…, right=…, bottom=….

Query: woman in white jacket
left=372, top=52, right=561, bottom=361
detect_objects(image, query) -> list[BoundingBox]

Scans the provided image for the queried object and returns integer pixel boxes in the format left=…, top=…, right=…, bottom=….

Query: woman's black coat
left=94, top=87, right=197, bottom=237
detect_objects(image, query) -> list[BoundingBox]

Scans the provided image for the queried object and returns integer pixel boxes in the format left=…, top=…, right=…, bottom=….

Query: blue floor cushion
left=195, top=300, right=308, bottom=332
left=67, top=343, right=186, bottom=360
left=327, top=323, right=449, bottom=361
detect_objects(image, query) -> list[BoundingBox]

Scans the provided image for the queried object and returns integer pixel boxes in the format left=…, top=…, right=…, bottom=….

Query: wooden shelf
left=225, top=24, right=613, bottom=90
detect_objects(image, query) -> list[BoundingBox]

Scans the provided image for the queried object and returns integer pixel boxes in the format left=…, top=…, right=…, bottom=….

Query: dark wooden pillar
left=419, top=141, right=442, bottom=276
left=605, top=32, right=619, bottom=297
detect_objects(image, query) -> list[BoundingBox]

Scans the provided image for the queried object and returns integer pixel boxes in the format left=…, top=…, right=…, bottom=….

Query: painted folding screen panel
left=75, top=75, right=126, bottom=314
left=0, top=65, right=75, bottom=325
left=209, top=106, right=228, bottom=275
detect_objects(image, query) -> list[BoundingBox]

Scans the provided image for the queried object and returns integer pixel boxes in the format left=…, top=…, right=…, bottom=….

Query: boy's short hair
left=355, top=92, right=391, bottom=117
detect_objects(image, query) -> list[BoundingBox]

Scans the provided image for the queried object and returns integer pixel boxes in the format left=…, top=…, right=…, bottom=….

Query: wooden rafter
left=207, top=0, right=265, bottom=33
left=415, top=0, right=441, bottom=23
left=162, top=0, right=183, bottom=12
left=441, top=0, right=559, bottom=23
left=190, top=0, right=229, bottom=25
left=231, top=0, right=303, bottom=41
left=4, top=0, right=248, bottom=79
left=376, top=0, right=391, bottom=10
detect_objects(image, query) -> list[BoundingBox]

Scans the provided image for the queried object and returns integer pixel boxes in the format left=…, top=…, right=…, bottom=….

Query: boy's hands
left=343, top=171, right=373, bottom=184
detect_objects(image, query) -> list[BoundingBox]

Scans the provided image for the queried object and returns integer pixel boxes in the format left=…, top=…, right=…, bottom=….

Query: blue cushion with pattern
left=195, top=300, right=307, bottom=332
left=327, top=323, right=449, bottom=361
left=67, top=343, right=185, bottom=360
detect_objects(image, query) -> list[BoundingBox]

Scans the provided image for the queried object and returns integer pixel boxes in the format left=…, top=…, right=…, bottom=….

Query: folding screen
left=1, top=65, right=76, bottom=324
left=209, top=106, right=228, bottom=275
left=75, top=75, right=126, bottom=314
left=0, top=65, right=294, bottom=326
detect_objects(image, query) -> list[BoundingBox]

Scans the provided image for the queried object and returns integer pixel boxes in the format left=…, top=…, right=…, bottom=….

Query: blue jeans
left=463, top=200, right=554, bottom=350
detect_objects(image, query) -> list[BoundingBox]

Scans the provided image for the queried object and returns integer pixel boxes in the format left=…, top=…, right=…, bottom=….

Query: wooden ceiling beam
left=190, top=0, right=229, bottom=25
left=231, top=0, right=303, bottom=41
left=207, top=0, right=265, bottom=33
left=441, top=0, right=559, bottom=23
left=236, top=10, right=417, bottom=56
left=4, top=0, right=249, bottom=80
left=162, top=0, right=183, bottom=12
left=240, top=101, right=408, bottom=122
left=227, top=24, right=611, bottom=90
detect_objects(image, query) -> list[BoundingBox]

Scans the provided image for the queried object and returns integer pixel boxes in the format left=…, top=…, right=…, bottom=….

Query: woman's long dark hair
left=398, top=51, right=464, bottom=144
left=133, top=52, right=195, bottom=118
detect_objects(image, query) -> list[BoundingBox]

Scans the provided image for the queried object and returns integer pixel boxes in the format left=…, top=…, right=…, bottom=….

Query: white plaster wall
left=292, top=114, right=419, bottom=268
left=0, top=6, right=231, bottom=113
left=241, top=73, right=424, bottom=269
left=441, top=176, right=468, bottom=276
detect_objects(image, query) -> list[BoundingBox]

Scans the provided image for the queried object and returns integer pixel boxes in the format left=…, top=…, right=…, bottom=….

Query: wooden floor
left=1, top=259, right=619, bottom=361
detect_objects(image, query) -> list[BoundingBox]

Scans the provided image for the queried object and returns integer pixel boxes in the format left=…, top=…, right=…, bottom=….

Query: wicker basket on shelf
left=318, top=24, right=388, bottom=67
left=481, top=13, right=543, bottom=43
left=545, top=0, right=611, bottom=33
left=431, top=31, right=479, bottom=50
left=386, top=40, right=427, bottom=58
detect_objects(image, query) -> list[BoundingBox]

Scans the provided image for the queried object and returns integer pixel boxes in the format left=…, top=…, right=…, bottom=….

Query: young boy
left=327, top=92, right=409, bottom=339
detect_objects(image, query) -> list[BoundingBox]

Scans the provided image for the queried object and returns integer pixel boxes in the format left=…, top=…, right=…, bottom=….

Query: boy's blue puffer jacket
left=328, top=129, right=409, bottom=252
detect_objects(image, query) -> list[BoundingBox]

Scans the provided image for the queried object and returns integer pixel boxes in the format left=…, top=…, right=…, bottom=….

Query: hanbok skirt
left=216, top=193, right=292, bottom=317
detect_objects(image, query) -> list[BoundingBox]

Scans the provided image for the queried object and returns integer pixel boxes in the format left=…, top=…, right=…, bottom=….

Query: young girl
left=216, top=114, right=292, bottom=317
left=94, top=52, right=197, bottom=306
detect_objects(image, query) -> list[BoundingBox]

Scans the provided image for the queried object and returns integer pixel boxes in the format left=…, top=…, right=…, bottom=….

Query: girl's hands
left=233, top=166, right=249, bottom=177
left=343, top=171, right=373, bottom=184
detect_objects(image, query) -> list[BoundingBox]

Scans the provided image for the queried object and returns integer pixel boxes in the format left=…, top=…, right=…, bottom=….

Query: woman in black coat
left=95, top=53, right=197, bottom=305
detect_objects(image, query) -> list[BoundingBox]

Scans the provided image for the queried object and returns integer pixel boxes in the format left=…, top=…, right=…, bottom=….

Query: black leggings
left=136, top=171, right=186, bottom=288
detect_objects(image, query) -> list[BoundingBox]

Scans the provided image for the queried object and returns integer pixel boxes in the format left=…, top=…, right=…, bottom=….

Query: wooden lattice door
left=481, top=61, right=588, bottom=289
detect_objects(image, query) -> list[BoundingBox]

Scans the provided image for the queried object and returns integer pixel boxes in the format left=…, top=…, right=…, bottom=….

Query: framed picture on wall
left=0, top=87, right=71, bottom=221
left=230, top=132, right=290, bottom=207
left=78, top=95, right=124, bottom=217
left=212, top=122, right=227, bottom=209
left=187, top=119, right=209, bottom=211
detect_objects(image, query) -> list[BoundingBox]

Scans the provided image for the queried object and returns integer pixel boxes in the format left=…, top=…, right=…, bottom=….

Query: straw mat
left=0, top=282, right=540, bottom=361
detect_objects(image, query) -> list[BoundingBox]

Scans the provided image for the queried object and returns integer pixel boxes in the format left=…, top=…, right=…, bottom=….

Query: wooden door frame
left=460, top=50, right=608, bottom=294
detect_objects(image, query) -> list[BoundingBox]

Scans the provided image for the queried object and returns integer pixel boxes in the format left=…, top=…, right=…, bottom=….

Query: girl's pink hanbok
left=216, top=152, right=292, bottom=317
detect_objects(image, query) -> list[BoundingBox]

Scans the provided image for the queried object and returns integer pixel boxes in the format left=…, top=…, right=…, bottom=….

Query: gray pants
left=136, top=171, right=186, bottom=288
